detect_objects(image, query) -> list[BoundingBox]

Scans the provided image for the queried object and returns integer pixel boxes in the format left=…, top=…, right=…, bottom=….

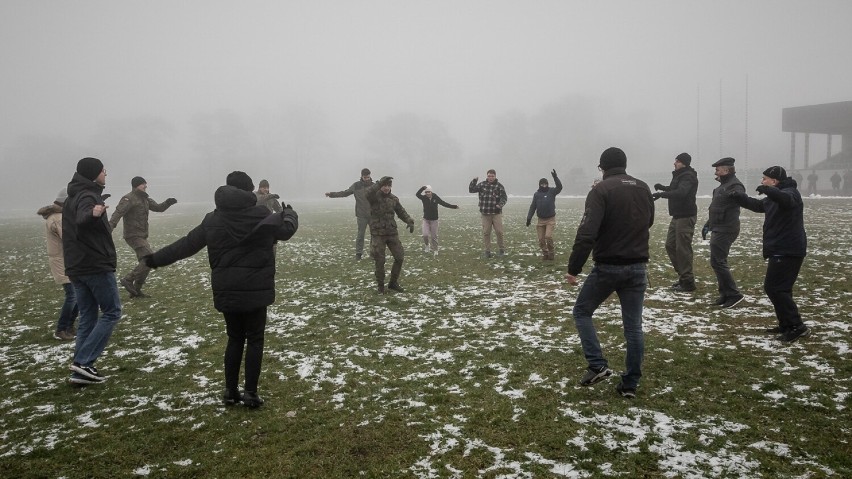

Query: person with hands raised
left=652, top=153, right=699, bottom=292
left=416, top=184, right=459, bottom=256
left=526, top=169, right=563, bottom=260
left=469, top=168, right=508, bottom=258
left=366, top=175, right=415, bottom=294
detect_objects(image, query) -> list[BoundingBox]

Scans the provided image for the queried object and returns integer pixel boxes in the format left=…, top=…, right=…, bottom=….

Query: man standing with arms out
left=469, top=169, right=508, bottom=258
left=109, top=176, right=177, bottom=298
left=565, top=147, right=654, bottom=399
left=255, top=179, right=282, bottom=213
left=703, top=157, right=746, bottom=308
left=325, top=168, right=373, bottom=260
left=144, top=171, right=298, bottom=407
left=806, top=170, right=818, bottom=196
left=731, top=166, right=810, bottom=342
left=415, top=185, right=458, bottom=256
left=63, top=157, right=122, bottom=385
left=653, top=153, right=699, bottom=292
left=37, top=188, right=78, bottom=341
left=367, top=176, right=415, bottom=293
left=526, top=169, right=563, bottom=260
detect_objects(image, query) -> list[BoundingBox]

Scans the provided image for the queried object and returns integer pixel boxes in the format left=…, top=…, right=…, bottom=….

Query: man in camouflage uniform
left=366, top=176, right=415, bottom=294
left=109, top=176, right=177, bottom=298
left=325, top=168, right=373, bottom=260
left=255, top=179, right=282, bottom=213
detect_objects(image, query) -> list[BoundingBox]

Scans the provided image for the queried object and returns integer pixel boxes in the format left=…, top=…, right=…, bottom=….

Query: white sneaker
left=423, top=246, right=430, bottom=253
left=433, top=250, right=438, bottom=257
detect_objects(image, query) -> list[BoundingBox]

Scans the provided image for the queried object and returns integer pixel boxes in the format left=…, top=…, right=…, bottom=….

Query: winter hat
left=712, top=157, right=735, bottom=167
left=763, top=165, right=787, bottom=181
left=675, top=152, right=692, bottom=166
left=226, top=171, right=254, bottom=192
left=259, top=179, right=269, bottom=188
left=361, top=168, right=371, bottom=177
left=76, top=157, right=104, bottom=181
left=599, top=147, right=627, bottom=171
left=55, top=187, right=68, bottom=204
left=131, top=176, right=147, bottom=188
left=424, top=185, right=432, bottom=193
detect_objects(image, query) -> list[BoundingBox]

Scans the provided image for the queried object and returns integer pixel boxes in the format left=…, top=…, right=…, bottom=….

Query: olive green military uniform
left=366, top=178, right=414, bottom=292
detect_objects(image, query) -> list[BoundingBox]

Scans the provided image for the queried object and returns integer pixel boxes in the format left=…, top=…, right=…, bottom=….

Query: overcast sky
left=2, top=0, right=850, bottom=212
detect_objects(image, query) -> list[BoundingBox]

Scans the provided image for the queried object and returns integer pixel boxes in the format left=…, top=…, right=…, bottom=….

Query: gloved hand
left=378, top=176, right=393, bottom=186
left=654, top=183, right=665, bottom=191
left=652, top=192, right=663, bottom=200
left=101, top=194, right=111, bottom=201
left=526, top=218, right=531, bottom=227
left=142, top=254, right=157, bottom=268
left=165, top=197, right=177, bottom=205
left=551, top=169, right=558, bottom=178
left=282, top=204, right=298, bottom=220
left=755, top=185, right=770, bottom=195
left=407, top=222, right=414, bottom=233
left=270, top=194, right=280, bottom=199
left=701, top=222, right=710, bottom=240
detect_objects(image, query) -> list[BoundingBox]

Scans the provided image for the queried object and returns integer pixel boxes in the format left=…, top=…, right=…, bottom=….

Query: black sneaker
left=388, top=283, right=404, bottom=292
left=777, top=325, right=810, bottom=343
left=120, top=278, right=140, bottom=297
left=355, top=253, right=362, bottom=260
left=242, top=391, right=265, bottom=408
left=672, top=283, right=696, bottom=293
left=377, top=284, right=385, bottom=294
left=720, top=294, right=744, bottom=309
left=616, top=383, right=636, bottom=399
left=69, top=372, right=101, bottom=385
left=764, top=326, right=782, bottom=334
left=713, top=296, right=726, bottom=306
left=70, top=363, right=105, bottom=382
left=223, top=389, right=241, bottom=406
left=580, top=365, right=612, bottom=386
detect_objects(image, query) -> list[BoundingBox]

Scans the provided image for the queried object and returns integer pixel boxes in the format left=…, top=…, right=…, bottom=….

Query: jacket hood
left=67, top=171, right=104, bottom=198
left=214, top=185, right=259, bottom=211
left=37, top=204, right=62, bottom=219
left=779, top=177, right=797, bottom=189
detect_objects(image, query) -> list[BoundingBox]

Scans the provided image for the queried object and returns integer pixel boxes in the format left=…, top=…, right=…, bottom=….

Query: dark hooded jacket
left=527, top=175, right=563, bottom=222
left=567, top=167, right=654, bottom=276
left=656, top=166, right=698, bottom=218
left=733, top=178, right=806, bottom=258
left=148, top=185, right=298, bottom=313
left=62, top=172, right=117, bottom=276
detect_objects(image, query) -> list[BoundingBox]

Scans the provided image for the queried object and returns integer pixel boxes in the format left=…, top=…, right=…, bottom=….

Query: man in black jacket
left=731, top=166, right=809, bottom=342
left=63, top=157, right=122, bottom=385
left=526, top=169, right=563, bottom=260
left=653, top=153, right=699, bottom=292
left=705, top=157, right=746, bottom=308
left=145, top=171, right=298, bottom=407
left=565, top=147, right=654, bottom=399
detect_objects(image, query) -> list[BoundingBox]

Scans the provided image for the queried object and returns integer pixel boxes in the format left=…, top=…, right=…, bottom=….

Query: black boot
left=241, top=391, right=264, bottom=408
left=388, top=282, right=404, bottom=292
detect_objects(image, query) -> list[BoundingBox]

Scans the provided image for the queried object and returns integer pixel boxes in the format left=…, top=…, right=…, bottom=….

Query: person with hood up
left=109, top=176, right=177, bottom=298
left=143, top=171, right=298, bottom=408
left=415, top=184, right=459, bottom=256
left=366, top=176, right=415, bottom=293
left=62, top=157, right=122, bottom=385
left=730, top=166, right=810, bottom=342
left=325, top=168, right=373, bottom=260
left=652, top=153, right=699, bottom=292
left=37, top=187, right=78, bottom=341
left=703, top=157, right=746, bottom=309
left=526, top=169, right=563, bottom=260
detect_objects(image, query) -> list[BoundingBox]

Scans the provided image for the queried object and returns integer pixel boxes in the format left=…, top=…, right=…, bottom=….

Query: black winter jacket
left=657, top=166, right=698, bottom=218
left=708, top=174, right=745, bottom=233
left=568, top=168, right=654, bottom=275
left=734, top=178, right=806, bottom=258
left=62, top=172, right=117, bottom=276
left=149, top=186, right=298, bottom=313
left=416, top=187, right=458, bottom=220
left=527, top=175, right=563, bottom=222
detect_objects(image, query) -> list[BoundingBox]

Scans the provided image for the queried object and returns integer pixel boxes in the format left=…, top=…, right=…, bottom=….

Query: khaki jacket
left=37, top=204, right=69, bottom=284
left=109, top=189, right=174, bottom=239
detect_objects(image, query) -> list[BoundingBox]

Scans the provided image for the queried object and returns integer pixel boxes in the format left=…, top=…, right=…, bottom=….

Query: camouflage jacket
left=366, top=183, right=414, bottom=236
left=109, top=189, right=174, bottom=239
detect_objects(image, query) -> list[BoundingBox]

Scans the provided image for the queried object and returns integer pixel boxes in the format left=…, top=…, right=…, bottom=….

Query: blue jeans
left=71, top=272, right=122, bottom=367
left=56, top=282, right=79, bottom=333
left=572, top=263, right=647, bottom=389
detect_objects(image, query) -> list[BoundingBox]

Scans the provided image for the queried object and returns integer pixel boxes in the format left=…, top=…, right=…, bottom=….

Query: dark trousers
left=710, top=230, right=740, bottom=298
left=371, top=234, right=404, bottom=286
left=223, top=307, right=267, bottom=394
left=764, top=256, right=805, bottom=331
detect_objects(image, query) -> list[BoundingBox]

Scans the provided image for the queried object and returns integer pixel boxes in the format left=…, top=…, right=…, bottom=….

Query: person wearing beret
left=704, top=157, right=746, bottom=309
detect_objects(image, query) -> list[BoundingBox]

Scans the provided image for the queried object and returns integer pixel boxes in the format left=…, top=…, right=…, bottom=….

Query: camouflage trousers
left=124, top=237, right=153, bottom=287
left=371, top=234, right=404, bottom=286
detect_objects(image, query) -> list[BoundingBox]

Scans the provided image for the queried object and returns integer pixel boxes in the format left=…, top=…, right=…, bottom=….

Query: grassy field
left=1, top=194, right=850, bottom=478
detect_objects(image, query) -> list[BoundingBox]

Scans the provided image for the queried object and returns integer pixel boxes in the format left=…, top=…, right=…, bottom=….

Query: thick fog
left=2, top=0, right=850, bottom=214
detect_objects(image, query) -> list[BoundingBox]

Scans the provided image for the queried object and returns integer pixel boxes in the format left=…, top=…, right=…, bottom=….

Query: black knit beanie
left=76, top=157, right=104, bottom=181
left=226, top=171, right=254, bottom=191
left=599, top=147, right=627, bottom=171
left=763, top=166, right=787, bottom=181
left=675, top=152, right=692, bottom=166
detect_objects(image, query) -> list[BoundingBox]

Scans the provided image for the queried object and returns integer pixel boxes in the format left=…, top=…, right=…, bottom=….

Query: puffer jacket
left=328, top=179, right=373, bottom=218
left=734, top=178, right=806, bottom=258
left=37, top=204, right=69, bottom=284
left=366, top=183, right=414, bottom=236
left=568, top=167, right=654, bottom=275
left=708, top=173, right=745, bottom=232
left=62, top=172, right=116, bottom=276
left=149, top=186, right=298, bottom=313
left=109, top=189, right=174, bottom=239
